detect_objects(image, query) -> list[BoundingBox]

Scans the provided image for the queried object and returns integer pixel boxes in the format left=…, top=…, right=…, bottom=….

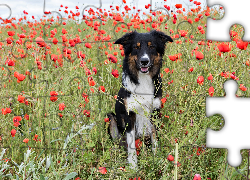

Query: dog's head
left=114, top=30, right=173, bottom=74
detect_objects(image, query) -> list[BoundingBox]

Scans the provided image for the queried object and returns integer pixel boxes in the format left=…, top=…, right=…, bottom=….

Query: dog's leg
left=126, top=111, right=137, bottom=170
left=151, top=108, right=160, bottom=155
left=151, top=125, right=158, bottom=155
left=107, top=113, right=121, bottom=140
left=127, top=126, right=137, bottom=169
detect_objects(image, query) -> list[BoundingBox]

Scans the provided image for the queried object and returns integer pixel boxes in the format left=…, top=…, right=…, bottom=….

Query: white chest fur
left=123, top=72, right=161, bottom=137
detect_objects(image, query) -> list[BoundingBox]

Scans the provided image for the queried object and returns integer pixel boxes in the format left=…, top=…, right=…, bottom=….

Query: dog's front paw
left=152, top=147, right=157, bottom=155
left=152, top=141, right=159, bottom=155
left=127, top=150, right=138, bottom=170
left=128, top=161, right=138, bottom=171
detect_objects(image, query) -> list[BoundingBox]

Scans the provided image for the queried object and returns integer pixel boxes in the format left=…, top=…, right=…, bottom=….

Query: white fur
left=151, top=132, right=158, bottom=155
left=153, top=97, right=161, bottom=109
left=123, top=72, right=161, bottom=169
left=126, top=127, right=137, bottom=169
left=142, top=53, right=150, bottom=60
left=124, top=72, right=155, bottom=138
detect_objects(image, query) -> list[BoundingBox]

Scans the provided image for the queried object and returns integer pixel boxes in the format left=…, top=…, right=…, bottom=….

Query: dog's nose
left=140, top=58, right=149, bottom=66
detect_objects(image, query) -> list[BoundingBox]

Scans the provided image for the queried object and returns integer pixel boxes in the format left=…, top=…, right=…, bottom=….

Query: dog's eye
left=149, top=45, right=155, bottom=49
left=134, top=42, right=141, bottom=49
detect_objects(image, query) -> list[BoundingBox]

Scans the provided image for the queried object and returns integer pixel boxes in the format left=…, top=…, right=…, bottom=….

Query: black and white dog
left=107, top=30, right=173, bottom=169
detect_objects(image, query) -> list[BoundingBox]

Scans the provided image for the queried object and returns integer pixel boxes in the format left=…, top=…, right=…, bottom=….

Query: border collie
left=107, top=30, right=173, bottom=169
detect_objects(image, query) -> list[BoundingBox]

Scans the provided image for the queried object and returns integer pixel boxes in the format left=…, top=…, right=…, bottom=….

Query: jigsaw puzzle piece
left=42, top=0, right=64, bottom=40
left=167, top=0, right=209, bottom=41
left=0, top=4, right=12, bottom=41
left=177, top=145, right=208, bottom=179
left=0, top=4, right=11, bottom=19
left=134, top=145, right=175, bottom=179
left=206, top=0, right=250, bottom=41
left=149, top=0, right=170, bottom=32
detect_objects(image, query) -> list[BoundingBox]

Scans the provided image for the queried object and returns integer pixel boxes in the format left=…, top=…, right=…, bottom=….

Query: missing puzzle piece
left=206, top=79, right=250, bottom=167
left=206, top=0, right=250, bottom=41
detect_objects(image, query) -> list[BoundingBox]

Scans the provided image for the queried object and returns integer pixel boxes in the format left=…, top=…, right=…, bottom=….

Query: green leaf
left=40, top=174, right=45, bottom=180
left=62, top=172, right=77, bottom=180
left=87, top=141, right=95, bottom=148
left=50, top=139, right=63, bottom=143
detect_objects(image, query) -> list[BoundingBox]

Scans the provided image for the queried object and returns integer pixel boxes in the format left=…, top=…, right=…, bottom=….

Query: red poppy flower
left=195, top=51, right=204, bottom=60
left=104, top=118, right=109, bottom=122
left=209, top=86, right=214, bottom=97
left=205, top=11, right=210, bottom=16
left=168, top=55, right=177, bottom=61
left=208, top=74, right=213, bottom=81
left=135, top=139, right=142, bottom=150
left=16, top=73, right=26, bottom=81
left=98, top=167, right=107, bottom=174
left=89, top=80, right=96, bottom=86
left=240, top=84, right=247, bottom=91
left=164, top=5, right=170, bottom=11
left=23, top=138, right=29, bottom=143
left=179, top=30, right=187, bottom=37
left=19, top=34, right=26, bottom=38
left=230, top=30, right=238, bottom=37
left=35, top=37, right=46, bottom=47
left=59, top=103, right=66, bottom=111
left=11, top=129, right=16, bottom=137
left=175, top=4, right=182, bottom=9
left=18, top=95, right=25, bottom=103
left=13, top=116, right=22, bottom=123
left=161, top=97, right=167, bottom=104
left=62, top=28, right=67, bottom=34
left=13, top=116, right=22, bottom=127
left=246, top=60, right=250, bottom=66
left=188, top=18, right=193, bottom=24
left=194, top=18, right=199, bottom=22
left=167, top=154, right=174, bottom=161
left=99, top=86, right=105, bottom=92
left=230, top=73, right=239, bottom=80
left=85, top=43, right=92, bottom=48
left=193, top=174, right=201, bottom=180
left=107, top=54, right=117, bottom=63
left=164, top=68, right=170, bottom=73
left=7, top=31, right=15, bottom=36
left=111, top=69, right=119, bottom=78
left=50, top=91, right=58, bottom=102
left=197, top=76, right=204, bottom=85
left=217, top=42, right=231, bottom=52
left=53, top=38, right=58, bottom=45
left=236, top=40, right=248, bottom=50
left=1, top=108, right=11, bottom=115
left=5, top=59, right=14, bottom=66
left=6, top=37, right=13, bottom=44
left=93, top=67, right=97, bottom=74
left=24, top=114, right=29, bottom=120
left=188, top=67, right=193, bottom=72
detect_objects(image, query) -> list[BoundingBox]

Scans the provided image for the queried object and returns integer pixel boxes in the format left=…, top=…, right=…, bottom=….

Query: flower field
left=0, top=1, right=250, bottom=179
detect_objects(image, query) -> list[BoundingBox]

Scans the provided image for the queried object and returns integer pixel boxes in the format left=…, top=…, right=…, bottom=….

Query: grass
left=0, top=2, right=250, bottom=179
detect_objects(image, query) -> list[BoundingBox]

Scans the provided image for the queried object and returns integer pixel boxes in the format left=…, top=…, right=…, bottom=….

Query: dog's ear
left=114, top=31, right=137, bottom=45
left=151, top=30, right=173, bottom=44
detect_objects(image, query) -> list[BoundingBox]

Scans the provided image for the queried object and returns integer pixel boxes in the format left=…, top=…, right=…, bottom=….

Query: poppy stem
left=174, top=143, right=178, bottom=180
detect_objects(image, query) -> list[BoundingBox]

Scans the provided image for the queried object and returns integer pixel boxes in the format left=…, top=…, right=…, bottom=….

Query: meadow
left=0, top=1, right=250, bottom=179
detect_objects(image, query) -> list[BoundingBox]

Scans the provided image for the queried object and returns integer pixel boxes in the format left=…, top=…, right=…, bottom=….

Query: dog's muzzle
left=139, top=57, right=150, bottom=73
